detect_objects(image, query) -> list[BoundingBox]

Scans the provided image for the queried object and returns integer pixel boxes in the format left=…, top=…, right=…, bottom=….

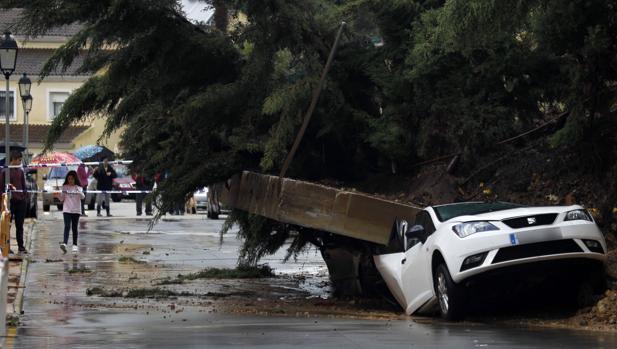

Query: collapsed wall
left=214, top=171, right=422, bottom=295
left=215, top=171, right=422, bottom=245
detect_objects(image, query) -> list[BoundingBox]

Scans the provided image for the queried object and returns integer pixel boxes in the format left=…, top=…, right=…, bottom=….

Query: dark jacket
left=94, top=164, right=117, bottom=190
left=0, top=167, right=26, bottom=201
left=132, top=173, right=153, bottom=190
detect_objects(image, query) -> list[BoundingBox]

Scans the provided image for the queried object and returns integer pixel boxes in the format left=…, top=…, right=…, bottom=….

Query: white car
left=193, top=187, right=208, bottom=210
left=374, top=202, right=607, bottom=320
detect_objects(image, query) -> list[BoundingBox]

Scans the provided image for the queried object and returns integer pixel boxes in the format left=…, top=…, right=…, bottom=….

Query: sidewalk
left=4, top=202, right=219, bottom=323
left=6, top=218, right=36, bottom=316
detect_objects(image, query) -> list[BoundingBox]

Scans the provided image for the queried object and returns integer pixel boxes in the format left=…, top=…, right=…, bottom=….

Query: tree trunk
left=212, top=0, right=229, bottom=32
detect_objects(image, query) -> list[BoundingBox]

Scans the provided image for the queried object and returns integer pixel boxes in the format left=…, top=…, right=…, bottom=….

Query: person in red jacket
left=0, top=150, right=28, bottom=254
left=132, top=168, right=153, bottom=216
left=77, top=164, right=91, bottom=216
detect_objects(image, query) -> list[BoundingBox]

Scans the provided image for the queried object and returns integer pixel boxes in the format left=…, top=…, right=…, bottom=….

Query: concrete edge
left=11, top=219, right=37, bottom=316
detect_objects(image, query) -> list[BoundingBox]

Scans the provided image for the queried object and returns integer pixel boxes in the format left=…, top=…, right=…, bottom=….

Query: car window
left=114, top=165, right=129, bottom=177
left=415, top=211, right=436, bottom=235
left=48, top=166, right=77, bottom=179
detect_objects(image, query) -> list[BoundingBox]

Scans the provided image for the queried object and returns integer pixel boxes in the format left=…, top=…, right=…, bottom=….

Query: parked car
left=191, top=186, right=228, bottom=218
left=24, top=168, right=38, bottom=218
left=87, top=164, right=136, bottom=203
left=373, top=201, right=607, bottom=320
left=111, top=164, right=136, bottom=202
left=42, top=166, right=77, bottom=211
left=193, top=187, right=208, bottom=211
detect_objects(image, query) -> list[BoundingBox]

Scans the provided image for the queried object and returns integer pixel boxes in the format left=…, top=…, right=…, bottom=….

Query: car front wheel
left=434, top=263, right=466, bottom=321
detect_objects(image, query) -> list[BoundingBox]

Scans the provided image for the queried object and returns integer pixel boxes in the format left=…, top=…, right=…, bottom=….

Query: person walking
left=93, top=157, right=116, bottom=217
left=77, top=163, right=90, bottom=216
left=0, top=150, right=28, bottom=254
left=59, top=171, right=85, bottom=254
left=132, top=169, right=153, bottom=216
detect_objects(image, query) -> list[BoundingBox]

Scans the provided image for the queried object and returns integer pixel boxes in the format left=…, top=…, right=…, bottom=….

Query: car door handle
left=401, top=258, right=406, bottom=264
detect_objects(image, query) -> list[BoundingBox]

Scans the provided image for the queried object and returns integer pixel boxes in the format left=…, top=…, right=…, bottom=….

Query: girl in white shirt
left=59, top=171, right=85, bottom=254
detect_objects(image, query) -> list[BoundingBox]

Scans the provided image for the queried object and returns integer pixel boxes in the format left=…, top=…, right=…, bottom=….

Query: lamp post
left=0, top=31, right=18, bottom=193
left=19, top=73, right=32, bottom=164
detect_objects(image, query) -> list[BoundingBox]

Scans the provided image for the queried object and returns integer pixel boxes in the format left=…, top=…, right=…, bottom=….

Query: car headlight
left=452, top=221, right=499, bottom=238
left=564, top=209, right=592, bottom=222
left=119, top=183, right=131, bottom=188
left=44, top=185, right=53, bottom=192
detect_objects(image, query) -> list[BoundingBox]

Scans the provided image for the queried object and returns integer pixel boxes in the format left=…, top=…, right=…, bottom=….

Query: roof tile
left=0, top=123, right=89, bottom=144
left=0, top=8, right=83, bottom=37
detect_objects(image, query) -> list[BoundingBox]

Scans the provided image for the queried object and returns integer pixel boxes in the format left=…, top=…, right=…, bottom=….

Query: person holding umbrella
left=93, top=157, right=116, bottom=217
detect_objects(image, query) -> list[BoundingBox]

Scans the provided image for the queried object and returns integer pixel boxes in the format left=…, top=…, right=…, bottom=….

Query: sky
left=180, top=0, right=214, bottom=23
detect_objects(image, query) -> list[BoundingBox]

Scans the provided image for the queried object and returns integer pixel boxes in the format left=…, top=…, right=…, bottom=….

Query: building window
left=49, top=91, right=70, bottom=120
left=0, top=90, right=16, bottom=121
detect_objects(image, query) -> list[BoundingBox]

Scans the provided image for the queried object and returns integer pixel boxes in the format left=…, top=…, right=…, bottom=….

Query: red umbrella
left=30, top=152, right=82, bottom=167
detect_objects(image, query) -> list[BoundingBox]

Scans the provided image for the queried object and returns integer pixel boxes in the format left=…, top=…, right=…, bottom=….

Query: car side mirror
left=405, top=225, right=428, bottom=244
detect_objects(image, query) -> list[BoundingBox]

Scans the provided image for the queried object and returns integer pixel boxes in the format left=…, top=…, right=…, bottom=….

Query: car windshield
left=48, top=166, right=77, bottom=179
left=114, top=164, right=129, bottom=177
left=433, top=202, right=525, bottom=222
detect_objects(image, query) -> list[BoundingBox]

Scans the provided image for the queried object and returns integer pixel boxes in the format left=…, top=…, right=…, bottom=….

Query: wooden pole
left=278, top=22, right=346, bottom=183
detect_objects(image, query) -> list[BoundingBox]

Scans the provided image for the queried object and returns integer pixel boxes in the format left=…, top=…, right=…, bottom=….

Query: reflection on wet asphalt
left=9, top=207, right=617, bottom=348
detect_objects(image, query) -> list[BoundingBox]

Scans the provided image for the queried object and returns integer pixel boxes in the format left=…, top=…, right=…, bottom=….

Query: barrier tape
left=2, top=160, right=134, bottom=169
left=9, top=189, right=153, bottom=194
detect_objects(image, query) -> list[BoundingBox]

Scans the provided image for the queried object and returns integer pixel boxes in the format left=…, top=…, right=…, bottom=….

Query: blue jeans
left=63, top=213, right=80, bottom=245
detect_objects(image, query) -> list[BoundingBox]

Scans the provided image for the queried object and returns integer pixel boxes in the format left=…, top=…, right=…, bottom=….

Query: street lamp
left=0, top=31, right=18, bottom=193
left=19, top=73, right=31, bottom=164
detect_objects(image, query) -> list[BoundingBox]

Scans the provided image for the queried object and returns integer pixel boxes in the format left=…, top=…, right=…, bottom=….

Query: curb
left=10, top=218, right=36, bottom=316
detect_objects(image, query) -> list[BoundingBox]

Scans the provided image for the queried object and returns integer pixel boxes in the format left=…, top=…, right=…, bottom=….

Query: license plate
left=509, top=233, right=519, bottom=245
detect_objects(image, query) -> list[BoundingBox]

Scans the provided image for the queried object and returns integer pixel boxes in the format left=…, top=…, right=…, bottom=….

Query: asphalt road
left=6, top=202, right=617, bottom=348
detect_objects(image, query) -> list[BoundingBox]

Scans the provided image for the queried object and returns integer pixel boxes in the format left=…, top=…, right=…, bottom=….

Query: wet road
left=8, top=203, right=617, bottom=348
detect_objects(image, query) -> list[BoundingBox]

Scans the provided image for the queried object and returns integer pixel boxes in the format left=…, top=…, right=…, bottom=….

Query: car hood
left=444, top=205, right=583, bottom=223
left=113, top=178, right=135, bottom=184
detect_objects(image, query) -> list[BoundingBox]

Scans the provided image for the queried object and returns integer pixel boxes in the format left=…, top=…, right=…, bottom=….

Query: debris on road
left=155, top=265, right=274, bottom=285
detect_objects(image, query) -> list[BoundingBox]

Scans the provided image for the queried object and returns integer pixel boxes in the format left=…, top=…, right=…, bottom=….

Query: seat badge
left=527, top=217, right=536, bottom=225
left=509, top=233, right=519, bottom=245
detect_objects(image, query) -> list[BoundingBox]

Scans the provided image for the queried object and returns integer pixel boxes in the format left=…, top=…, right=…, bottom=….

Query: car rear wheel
left=57, top=204, right=63, bottom=211
left=434, top=263, right=466, bottom=321
left=43, top=204, right=50, bottom=212
left=111, top=194, right=121, bottom=202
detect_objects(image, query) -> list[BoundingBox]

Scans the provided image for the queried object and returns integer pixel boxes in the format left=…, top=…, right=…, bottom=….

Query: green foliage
left=6, top=0, right=617, bottom=262
left=221, top=209, right=315, bottom=265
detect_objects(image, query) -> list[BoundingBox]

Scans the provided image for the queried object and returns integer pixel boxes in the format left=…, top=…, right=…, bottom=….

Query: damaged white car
left=374, top=202, right=607, bottom=320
